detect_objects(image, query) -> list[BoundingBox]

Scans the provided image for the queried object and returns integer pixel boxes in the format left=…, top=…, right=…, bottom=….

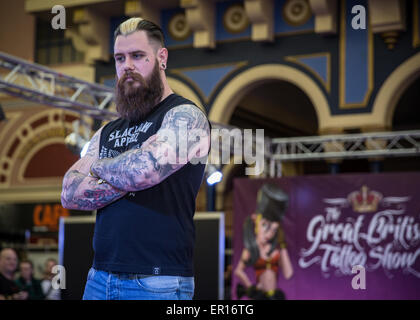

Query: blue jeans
left=82, top=267, right=194, bottom=300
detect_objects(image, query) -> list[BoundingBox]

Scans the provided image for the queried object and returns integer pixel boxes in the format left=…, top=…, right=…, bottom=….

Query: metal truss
left=0, top=51, right=232, bottom=129
left=0, top=51, right=244, bottom=144
left=0, top=51, right=116, bottom=121
left=1, top=51, right=419, bottom=170
left=269, top=130, right=420, bottom=161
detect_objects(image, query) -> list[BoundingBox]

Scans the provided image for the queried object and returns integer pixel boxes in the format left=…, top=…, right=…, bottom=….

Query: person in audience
left=0, top=248, right=28, bottom=300
left=41, top=258, right=60, bottom=300
left=15, top=259, right=45, bottom=300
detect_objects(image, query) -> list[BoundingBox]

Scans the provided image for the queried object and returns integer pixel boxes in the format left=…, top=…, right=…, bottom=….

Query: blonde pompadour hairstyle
left=114, top=17, right=165, bottom=47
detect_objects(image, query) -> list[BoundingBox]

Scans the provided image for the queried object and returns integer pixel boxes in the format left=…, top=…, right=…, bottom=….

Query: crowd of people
left=0, top=248, right=60, bottom=300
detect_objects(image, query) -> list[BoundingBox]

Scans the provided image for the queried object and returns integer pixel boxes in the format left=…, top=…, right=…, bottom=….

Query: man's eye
left=132, top=53, right=144, bottom=59
left=115, top=56, right=124, bottom=62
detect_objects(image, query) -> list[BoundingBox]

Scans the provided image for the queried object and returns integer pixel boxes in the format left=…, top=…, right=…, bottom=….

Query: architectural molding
left=369, top=0, right=406, bottom=49
left=0, top=108, right=74, bottom=190
left=167, top=76, right=205, bottom=112
left=244, top=0, right=274, bottom=42
left=208, top=64, right=329, bottom=130
left=25, top=0, right=114, bottom=12
left=371, top=52, right=420, bottom=128
left=314, top=51, right=420, bottom=131
left=124, top=0, right=160, bottom=25
left=308, top=0, right=337, bottom=35
left=368, top=0, right=406, bottom=33
left=0, top=185, right=62, bottom=203
left=181, top=0, right=215, bottom=49
left=208, top=56, right=420, bottom=134
left=65, top=8, right=110, bottom=64
left=285, top=52, right=331, bottom=93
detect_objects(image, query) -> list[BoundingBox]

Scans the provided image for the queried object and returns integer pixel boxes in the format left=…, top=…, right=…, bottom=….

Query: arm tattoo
left=161, top=104, right=209, bottom=159
left=61, top=127, right=127, bottom=211
left=61, top=170, right=126, bottom=210
left=91, top=104, right=210, bottom=192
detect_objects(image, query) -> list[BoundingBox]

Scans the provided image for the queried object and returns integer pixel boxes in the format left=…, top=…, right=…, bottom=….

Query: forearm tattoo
left=91, top=104, right=210, bottom=192
left=61, top=170, right=126, bottom=210
left=61, top=129, right=127, bottom=211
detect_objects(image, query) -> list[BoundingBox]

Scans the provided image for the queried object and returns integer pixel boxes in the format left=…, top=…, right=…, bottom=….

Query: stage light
left=207, top=165, right=223, bottom=185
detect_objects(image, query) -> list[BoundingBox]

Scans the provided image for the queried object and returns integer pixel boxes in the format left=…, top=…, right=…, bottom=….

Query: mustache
left=118, top=71, right=147, bottom=88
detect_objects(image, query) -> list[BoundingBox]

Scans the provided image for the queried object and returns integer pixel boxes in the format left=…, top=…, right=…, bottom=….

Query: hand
left=89, top=161, right=100, bottom=178
left=90, top=161, right=106, bottom=184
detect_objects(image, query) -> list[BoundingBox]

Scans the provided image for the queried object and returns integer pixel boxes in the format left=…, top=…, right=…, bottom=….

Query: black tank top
left=93, top=94, right=208, bottom=276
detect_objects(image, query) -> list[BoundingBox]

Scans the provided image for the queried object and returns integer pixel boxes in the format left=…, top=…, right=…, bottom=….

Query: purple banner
left=232, top=173, right=420, bottom=300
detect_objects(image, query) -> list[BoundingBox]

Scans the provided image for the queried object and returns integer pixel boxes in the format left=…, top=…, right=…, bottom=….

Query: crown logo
left=347, top=185, right=382, bottom=213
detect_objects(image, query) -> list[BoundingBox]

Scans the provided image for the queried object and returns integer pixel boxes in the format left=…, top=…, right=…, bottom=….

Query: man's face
left=114, top=31, right=164, bottom=122
left=20, top=262, right=32, bottom=280
left=114, top=30, right=158, bottom=81
left=0, top=249, right=18, bottom=274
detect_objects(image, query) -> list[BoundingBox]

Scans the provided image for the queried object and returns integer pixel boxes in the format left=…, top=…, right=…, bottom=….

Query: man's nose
left=123, top=57, right=135, bottom=71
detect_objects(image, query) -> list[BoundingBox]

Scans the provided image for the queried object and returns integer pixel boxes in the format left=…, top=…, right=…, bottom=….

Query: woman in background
left=235, top=183, right=293, bottom=300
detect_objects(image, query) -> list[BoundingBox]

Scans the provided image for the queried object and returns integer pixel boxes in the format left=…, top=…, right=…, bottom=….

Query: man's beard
left=115, top=61, right=163, bottom=122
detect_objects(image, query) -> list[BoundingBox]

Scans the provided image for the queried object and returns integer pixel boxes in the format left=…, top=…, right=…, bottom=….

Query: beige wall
left=0, top=0, right=35, bottom=61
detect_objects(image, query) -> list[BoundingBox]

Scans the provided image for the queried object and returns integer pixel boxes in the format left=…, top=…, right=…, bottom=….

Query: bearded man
left=61, top=17, right=210, bottom=300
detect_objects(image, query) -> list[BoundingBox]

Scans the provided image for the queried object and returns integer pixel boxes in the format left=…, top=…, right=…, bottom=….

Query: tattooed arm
left=61, top=127, right=127, bottom=211
left=91, top=104, right=210, bottom=192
